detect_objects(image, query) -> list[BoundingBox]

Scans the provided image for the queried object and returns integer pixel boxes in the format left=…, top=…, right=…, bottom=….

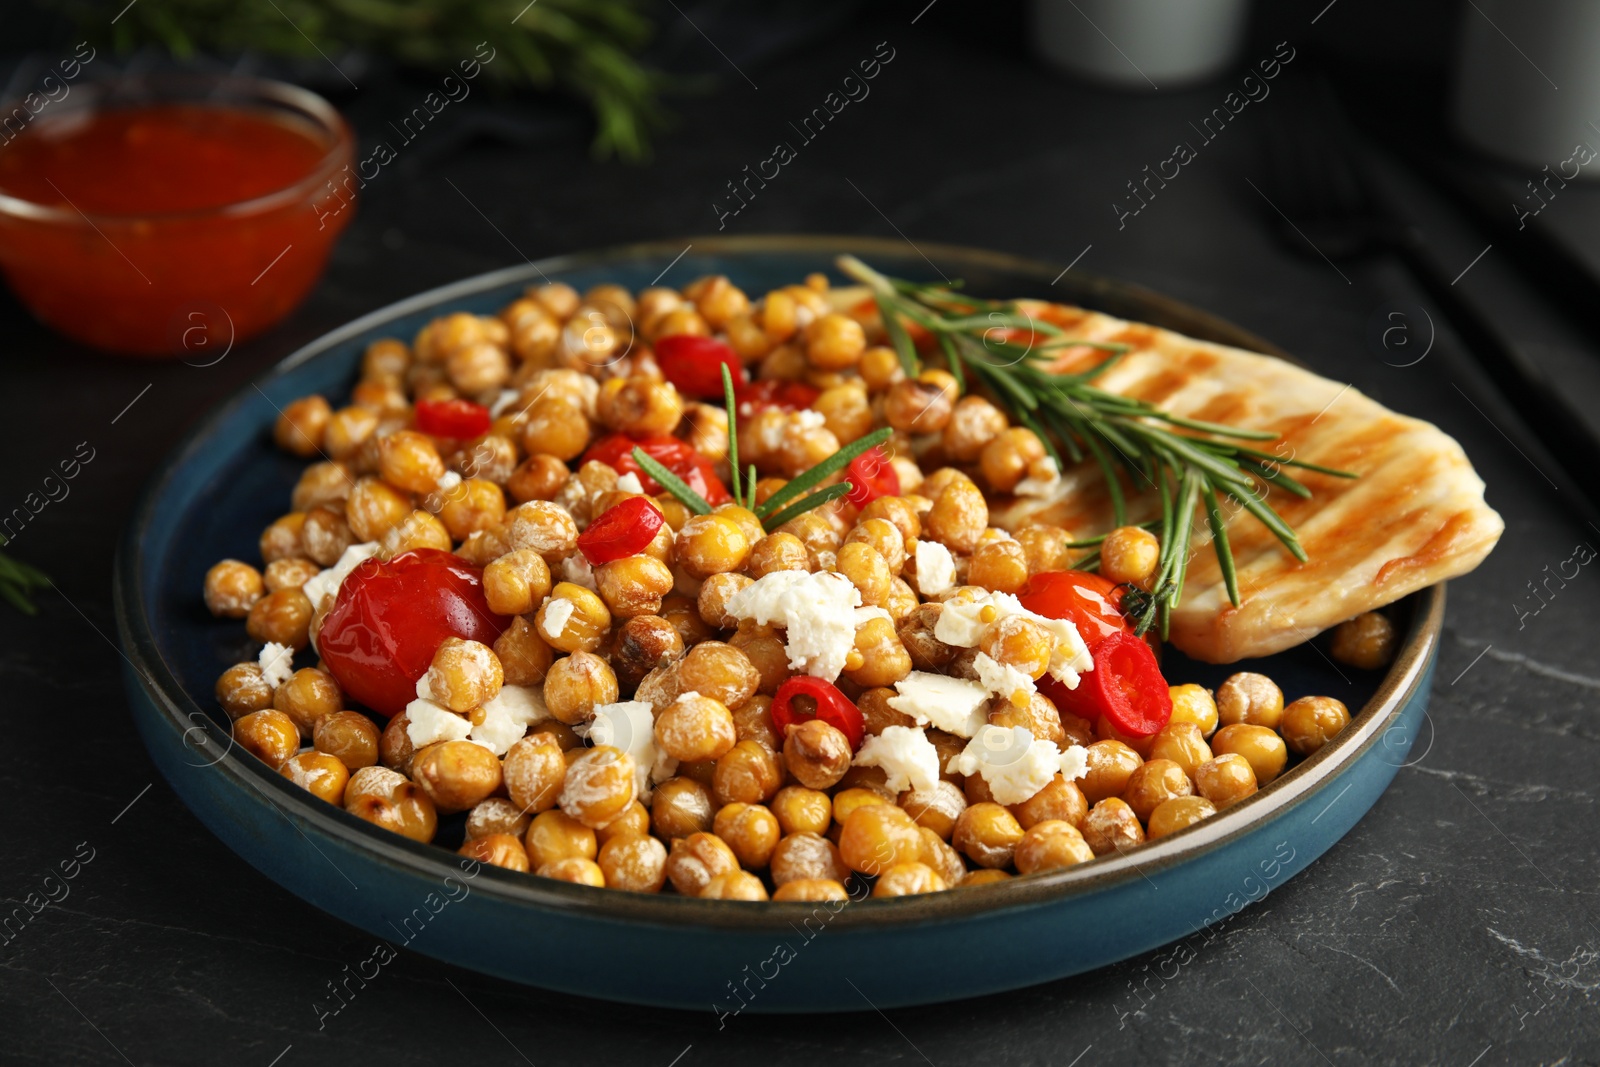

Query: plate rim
left=115, top=233, right=1444, bottom=931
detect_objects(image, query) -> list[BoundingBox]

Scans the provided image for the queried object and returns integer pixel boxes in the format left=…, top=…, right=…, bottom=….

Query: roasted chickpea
left=595, top=555, right=675, bottom=618
left=666, top=832, right=741, bottom=896
left=524, top=809, right=597, bottom=870
left=773, top=878, right=849, bottom=902
left=413, top=740, right=503, bottom=813
left=1168, top=683, right=1219, bottom=738
left=505, top=500, right=581, bottom=564
left=699, top=870, right=768, bottom=901
left=263, top=557, right=320, bottom=594
left=1280, top=696, right=1351, bottom=756
left=459, top=832, right=530, bottom=872
left=968, top=538, right=1029, bottom=594
left=597, top=833, right=668, bottom=893
left=488, top=618, right=551, bottom=689
left=805, top=312, right=866, bottom=370
left=1016, top=525, right=1074, bottom=576
left=953, top=802, right=1025, bottom=869
left=1147, top=722, right=1213, bottom=781
left=714, top=741, right=783, bottom=806
left=375, top=430, right=445, bottom=494
left=538, top=857, right=606, bottom=886
left=656, top=693, right=738, bottom=763
left=215, top=662, right=275, bottom=721
left=246, top=589, right=313, bottom=649
left=844, top=617, right=913, bottom=689
left=1078, top=740, right=1144, bottom=804
left=233, top=709, right=299, bottom=769
left=923, top=477, right=988, bottom=554
left=884, top=372, right=956, bottom=434
left=481, top=549, right=553, bottom=617
left=1100, top=525, right=1160, bottom=588
left=960, top=869, right=1014, bottom=887
left=204, top=560, right=263, bottom=618
left=507, top=454, right=570, bottom=503
left=770, top=832, right=850, bottom=886
left=503, top=732, right=567, bottom=814
left=596, top=800, right=651, bottom=843
left=779, top=718, right=850, bottom=790
left=677, top=641, right=761, bottom=709
left=651, top=776, right=715, bottom=839
left=611, top=615, right=685, bottom=691
left=379, top=713, right=417, bottom=776
left=543, top=651, right=619, bottom=725
left=1122, top=758, right=1194, bottom=823
left=1013, top=820, right=1095, bottom=874
left=559, top=745, right=637, bottom=829
left=771, top=786, right=832, bottom=837
left=942, top=396, right=1009, bottom=462
left=1194, top=753, right=1258, bottom=807
left=873, top=862, right=947, bottom=897
left=675, top=513, right=751, bottom=579
left=979, top=428, right=1046, bottom=493
left=1081, top=797, right=1145, bottom=855
left=697, top=573, right=753, bottom=630
left=345, top=477, right=411, bottom=543
left=420, top=638, right=503, bottom=714
left=839, top=802, right=926, bottom=877
left=1009, top=774, right=1087, bottom=831
left=1329, top=612, right=1397, bottom=670
left=898, top=779, right=968, bottom=840
left=258, top=513, right=306, bottom=564
left=728, top=622, right=790, bottom=696
left=843, top=517, right=907, bottom=572
left=346, top=767, right=438, bottom=843
left=1216, top=672, right=1285, bottom=730
left=1211, top=724, right=1289, bottom=785
left=271, top=667, right=341, bottom=739
left=713, top=802, right=781, bottom=869
left=747, top=532, right=811, bottom=579
left=274, top=395, right=332, bottom=457
left=1147, top=796, right=1217, bottom=840
left=466, top=797, right=534, bottom=841
left=535, top=583, right=611, bottom=654
left=837, top=542, right=891, bottom=607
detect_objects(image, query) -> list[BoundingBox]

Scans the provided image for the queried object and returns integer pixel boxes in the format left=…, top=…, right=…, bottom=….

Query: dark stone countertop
left=1, top=6, right=1596, bottom=1065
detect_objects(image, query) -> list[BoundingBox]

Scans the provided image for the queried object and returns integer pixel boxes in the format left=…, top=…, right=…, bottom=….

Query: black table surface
left=3, top=7, right=1598, bottom=1066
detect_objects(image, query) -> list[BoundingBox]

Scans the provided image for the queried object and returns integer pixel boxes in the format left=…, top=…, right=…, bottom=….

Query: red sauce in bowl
left=0, top=84, right=353, bottom=357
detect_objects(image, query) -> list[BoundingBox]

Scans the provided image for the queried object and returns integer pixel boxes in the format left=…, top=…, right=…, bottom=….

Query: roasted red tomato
left=771, top=676, right=865, bottom=751
left=843, top=444, right=899, bottom=508
left=1044, top=631, right=1172, bottom=737
left=582, top=433, right=731, bottom=506
left=1017, top=570, right=1131, bottom=651
left=317, top=549, right=510, bottom=718
left=734, top=379, right=820, bottom=420
left=577, top=496, right=665, bottom=565
left=414, top=398, right=491, bottom=440
left=656, top=334, right=747, bottom=399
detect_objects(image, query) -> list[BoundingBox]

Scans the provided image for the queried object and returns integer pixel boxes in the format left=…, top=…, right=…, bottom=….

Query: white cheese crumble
left=931, top=590, right=1094, bottom=688
left=1013, top=456, right=1063, bottom=499
left=560, top=554, right=597, bottom=591
left=469, top=685, right=553, bottom=755
left=853, top=725, right=941, bottom=794
left=405, top=698, right=474, bottom=748
left=579, top=700, right=677, bottom=800
left=725, top=570, right=865, bottom=680
left=973, top=651, right=1037, bottom=706
left=435, top=470, right=463, bottom=493
left=301, top=541, right=380, bottom=614
left=793, top=410, right=826, bottom=431
left=489, top=389, right=522, bottom=417
left=946, top=725, right=1090, bottom=805
left=886, top=671, right=990, bottom=738
left=541, top=597, right=575, bottom=641
left=914, top=539, right=956, bottom=596
left=258, top=642, right=295, bottom=688
left=615, top=472, right=645, bottom=494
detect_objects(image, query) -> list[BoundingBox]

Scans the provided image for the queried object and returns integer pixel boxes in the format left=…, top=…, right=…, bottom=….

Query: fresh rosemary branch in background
left=0, top=537, right=50, bottom=615
left=837, top=255, right=1357, bottom=639
left=62, top=0, right=668, bottom=160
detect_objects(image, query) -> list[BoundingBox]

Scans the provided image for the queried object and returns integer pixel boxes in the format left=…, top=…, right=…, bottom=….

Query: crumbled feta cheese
left=560, top=554, right=597, bottom=591
left=435, top=470, right=463, bottom=493
left=931, top=590, right=1094, bottom=688
left=853, top=725, right=941, bottom=794
left=886, top=671, right=989, bottom=738
left=301, top=541, right=380, bottom=614
left=946, top=725, right=1086, bottom=805
left=973, top=652, right=1037, bottom=706
left=794, top=410, right=826, bottom=431
left=405, top=698, right=473, bottom=748
left=615, top=472, right=645, bottom=494
left=469, top=685, right=553, bottom=755
left=415, top=672, right=436, bottom=702
left=258, top=642, right=295, bottom=688
left=580, top=700, right=676, bottom=799
left=541, top=597, right=575, bottom=640
left=1013, top=456, right=1063, bottom=499
left=915, top=539, right=956, bottom=596
left=725, top=570, right=864, bottom=680
left=489, top=389, right=522, bottom=417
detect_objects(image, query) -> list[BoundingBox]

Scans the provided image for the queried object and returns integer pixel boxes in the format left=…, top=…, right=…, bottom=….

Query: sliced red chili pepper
left=1017, top=570, right=1130, bottom=651
left=656, top=334, right=747, bottom=399
left=771, top=676, right=865, bottom=751
left=734, top=379, right=821, bottom=420
left=414, top=398, right=492, bottom=440
left=581, top=433, right=731, bottom=506
left=1043, top=631, right=1171, bottom=737
left=577, top=496, right=665, bottom=565
left=843, top=445, right=899, bottom=508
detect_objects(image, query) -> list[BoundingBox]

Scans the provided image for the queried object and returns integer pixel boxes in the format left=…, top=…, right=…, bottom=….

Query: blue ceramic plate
left=115, top=237, right=1438, bottom=1013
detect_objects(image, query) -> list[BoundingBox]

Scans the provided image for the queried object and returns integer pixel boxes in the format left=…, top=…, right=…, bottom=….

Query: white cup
left=1031, top=0, right=1252, bottom=90
left=1453, top=0, right=1600, bottom=173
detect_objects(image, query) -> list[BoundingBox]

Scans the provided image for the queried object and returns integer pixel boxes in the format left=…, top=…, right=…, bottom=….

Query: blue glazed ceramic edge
left=114, top=236, right=1443, bottom=1013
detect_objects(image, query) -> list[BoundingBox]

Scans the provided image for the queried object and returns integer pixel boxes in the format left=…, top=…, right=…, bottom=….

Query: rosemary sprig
left=631, top=448, right=711, bottom=516
left=753, top=428, right=891, bottom=521
left=837, top=255, right=1357, bottom=638
left=0, top=537, right=50, bottom=615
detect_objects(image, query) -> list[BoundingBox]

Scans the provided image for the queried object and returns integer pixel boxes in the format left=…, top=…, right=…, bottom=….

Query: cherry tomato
left=771, top=676, right=865, bottom=751
left=734, top=380, right=820, bottom=420
left=414, top=398, right=491, bottom=440
left=577, top=496, right=665, bottom=565
left=317, top=549, right=510, bottom=718
left=656, top=334, right=747, bottom=399
left=582, top=433, right=731, bottom=506
left=1017, top=570, right=1131, bottom=651
left=843, top=445, right=899, bottom=508
left=1043, top=631, right=1172, bottom=737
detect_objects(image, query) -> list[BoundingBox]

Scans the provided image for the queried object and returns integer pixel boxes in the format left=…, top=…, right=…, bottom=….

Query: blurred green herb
left=63, top=0, right=669, bottom=160
left=0, top=537, right=50, bottom=615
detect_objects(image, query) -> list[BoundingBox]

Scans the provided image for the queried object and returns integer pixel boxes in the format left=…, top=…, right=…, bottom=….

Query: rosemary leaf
left=877, top=294, right=920, bottom=379
left=721, top=363, right=742, bottom=508
left=1204, top=486, right=1241, bottom=607
left=762, top=482, right=854, bottom=530
left=1238, top=458, right=1313, bottom=499
left=753, top=428, right=891, bottom=521
left=630, top=448, right=710, bottom=516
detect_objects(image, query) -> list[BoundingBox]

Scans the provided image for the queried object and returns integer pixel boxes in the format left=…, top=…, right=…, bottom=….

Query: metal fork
left=1252, top=76, right=1600, bottom=522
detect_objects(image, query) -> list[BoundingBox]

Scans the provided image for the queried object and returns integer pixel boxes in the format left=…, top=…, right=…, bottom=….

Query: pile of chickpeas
left=202, top=271, right=1398, bottom=902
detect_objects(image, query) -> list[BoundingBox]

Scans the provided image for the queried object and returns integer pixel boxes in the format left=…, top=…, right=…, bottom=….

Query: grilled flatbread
left=988, top=302, right=1503, bottom=663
